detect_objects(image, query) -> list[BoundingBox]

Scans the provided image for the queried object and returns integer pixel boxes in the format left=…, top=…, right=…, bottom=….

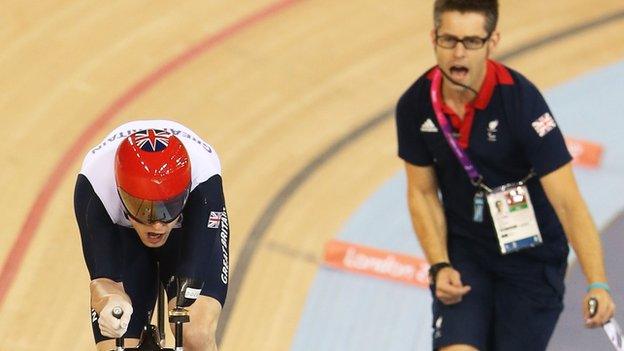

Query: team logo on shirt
left=420, top=119, right=439, bottom=133
left=219, top=207, right=229, bottom=284
left=434, top=316, right=443, bottom=338
left=531, top=113, right=557, bottom=137
left=208, top=211, right=223, bottom=228
left=487, top=119, right=498, bottom=142
left=132, top=129, right=172, bottom=152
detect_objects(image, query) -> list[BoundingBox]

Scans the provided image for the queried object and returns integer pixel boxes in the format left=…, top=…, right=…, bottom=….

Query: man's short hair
left=434, top=0, right=499, bottom=34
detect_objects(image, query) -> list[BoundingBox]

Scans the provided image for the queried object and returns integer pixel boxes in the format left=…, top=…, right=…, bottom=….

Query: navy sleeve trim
left=538, top=157, right=572, bottom=178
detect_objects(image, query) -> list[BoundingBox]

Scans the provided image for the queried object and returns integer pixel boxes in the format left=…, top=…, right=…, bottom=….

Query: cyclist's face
left=129, top=216, right=179, bottom=248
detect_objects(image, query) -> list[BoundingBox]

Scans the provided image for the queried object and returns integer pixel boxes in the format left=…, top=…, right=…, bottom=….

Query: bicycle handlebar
left=112, top=307, right=124, bottom=350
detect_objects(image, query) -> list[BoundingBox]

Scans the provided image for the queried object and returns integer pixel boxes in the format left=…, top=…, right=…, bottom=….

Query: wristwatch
left=428, top=262, right=452, bottom=285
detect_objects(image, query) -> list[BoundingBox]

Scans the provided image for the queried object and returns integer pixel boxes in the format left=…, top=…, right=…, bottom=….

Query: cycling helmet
left=115, top=129, right=191, bottom=224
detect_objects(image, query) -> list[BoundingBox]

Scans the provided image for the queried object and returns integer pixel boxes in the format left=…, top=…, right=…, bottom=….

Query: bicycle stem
left=169, top=307, right=190, bottom=351
left=175, top=321, right=183, bottom=350
left=115, top=337, right=124, bottom=351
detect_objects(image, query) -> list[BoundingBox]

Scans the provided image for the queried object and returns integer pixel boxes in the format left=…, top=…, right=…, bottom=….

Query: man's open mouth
left=449, top=65, right=469, bottom=79
left=146, top=232, right=165, bottom=243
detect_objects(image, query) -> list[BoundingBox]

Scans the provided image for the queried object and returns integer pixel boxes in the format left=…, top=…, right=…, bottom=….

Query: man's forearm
left=407, top=189, right=448, bottom=264
left=541, top=163, right=608, bottom=285
left=557, top=200, right=607, bottom=284
left=90, top=278, right=131, bottom=313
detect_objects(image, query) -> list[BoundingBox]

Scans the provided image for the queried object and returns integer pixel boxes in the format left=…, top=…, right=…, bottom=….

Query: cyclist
left=74, top=120, right=229, bottom=351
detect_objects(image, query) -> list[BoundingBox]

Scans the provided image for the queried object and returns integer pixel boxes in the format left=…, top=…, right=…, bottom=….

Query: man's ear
left=430, top=29, right=438, bottom=48
left=488, top=30, right=500, bottom=51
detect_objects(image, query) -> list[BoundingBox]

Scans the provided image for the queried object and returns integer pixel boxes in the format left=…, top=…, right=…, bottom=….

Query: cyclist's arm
left=177, top=174, right=229, bottom=284
left=74, top=174, right=130, bottom=311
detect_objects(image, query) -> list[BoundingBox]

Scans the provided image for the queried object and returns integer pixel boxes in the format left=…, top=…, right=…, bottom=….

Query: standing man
left=395, top=1, right=614, bottom=350
left=74, top=120, right=229, bottom=351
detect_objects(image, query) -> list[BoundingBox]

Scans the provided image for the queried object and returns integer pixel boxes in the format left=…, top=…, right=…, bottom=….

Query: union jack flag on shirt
left=531, top=113, right=557, bottom=137
left=133, top=129, right=171, bottom=152
left=208, top=211, right=223, bottom=228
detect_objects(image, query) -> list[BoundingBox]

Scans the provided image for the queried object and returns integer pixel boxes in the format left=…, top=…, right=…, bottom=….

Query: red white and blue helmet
left=115, top=129, right=191, bottom=224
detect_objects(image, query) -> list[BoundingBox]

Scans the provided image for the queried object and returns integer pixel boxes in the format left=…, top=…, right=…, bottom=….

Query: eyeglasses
left=435, top=33, right=491, bottom=50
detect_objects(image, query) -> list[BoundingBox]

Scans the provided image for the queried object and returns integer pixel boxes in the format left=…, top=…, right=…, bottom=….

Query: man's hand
left=584, top=288, right=615, bottom=328
left=435, top=267, right=471, bottom=305
left=90, top=278, right=133, bottom=338
left=98, top=295, right=133, bottom=338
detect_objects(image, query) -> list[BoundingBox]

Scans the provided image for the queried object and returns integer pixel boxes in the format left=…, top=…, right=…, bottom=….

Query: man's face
left=432, top=11, right=499, bottom=91
left=129, top=216, right=179, bottom=248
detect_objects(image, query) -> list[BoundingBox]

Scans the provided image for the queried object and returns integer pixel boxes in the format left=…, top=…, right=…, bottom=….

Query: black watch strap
left=428, top=262, right=452, bottom=285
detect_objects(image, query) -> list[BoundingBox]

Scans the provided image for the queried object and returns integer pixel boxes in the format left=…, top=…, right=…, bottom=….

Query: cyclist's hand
left=98, top=295, right=133, bottom=338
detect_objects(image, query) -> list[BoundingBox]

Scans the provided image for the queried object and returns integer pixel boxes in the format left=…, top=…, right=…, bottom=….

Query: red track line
left=0, top=0, right=301, bottom=310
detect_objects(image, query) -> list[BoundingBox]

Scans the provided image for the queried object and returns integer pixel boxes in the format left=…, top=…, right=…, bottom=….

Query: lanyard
left=429, top=67, right=486, bottom=189
left=429, top=68, right=535, bottom=193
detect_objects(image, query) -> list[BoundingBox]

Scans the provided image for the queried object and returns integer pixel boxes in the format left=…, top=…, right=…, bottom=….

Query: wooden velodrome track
left=1, top=1, right=623, bottom=350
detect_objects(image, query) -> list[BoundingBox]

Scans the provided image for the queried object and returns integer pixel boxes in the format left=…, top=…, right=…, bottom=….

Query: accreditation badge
left=486, top=183, right=542, bottom=254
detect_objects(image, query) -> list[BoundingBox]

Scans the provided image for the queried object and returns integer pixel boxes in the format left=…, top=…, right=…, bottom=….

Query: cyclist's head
left=115, top=129, right=191, bottom=225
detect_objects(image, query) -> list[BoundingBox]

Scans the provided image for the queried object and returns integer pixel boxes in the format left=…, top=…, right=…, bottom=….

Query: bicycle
left=109, top=275, right=203, bottom=351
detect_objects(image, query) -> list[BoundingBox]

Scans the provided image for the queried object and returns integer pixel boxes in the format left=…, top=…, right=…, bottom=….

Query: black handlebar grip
left=588, top=297, right=598, bottom=318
